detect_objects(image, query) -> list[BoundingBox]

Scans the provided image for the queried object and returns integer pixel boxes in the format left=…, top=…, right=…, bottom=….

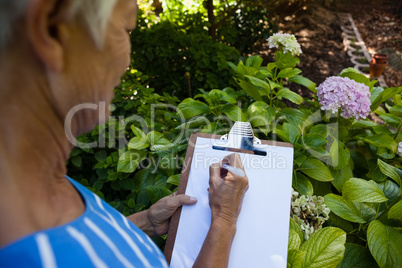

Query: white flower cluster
left=267, top=33, right=302, bottom=56
left=398, top=142, right=402, bottom=157
left=291, top=188, right=330, bottom=240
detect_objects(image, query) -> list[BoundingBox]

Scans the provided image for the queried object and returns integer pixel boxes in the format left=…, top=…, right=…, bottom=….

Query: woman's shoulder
left=0, top=177, right=168, bottom=268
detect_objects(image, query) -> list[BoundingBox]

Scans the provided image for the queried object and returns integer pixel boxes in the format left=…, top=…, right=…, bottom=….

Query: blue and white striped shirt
left=0, top=177, right=169, bottom=268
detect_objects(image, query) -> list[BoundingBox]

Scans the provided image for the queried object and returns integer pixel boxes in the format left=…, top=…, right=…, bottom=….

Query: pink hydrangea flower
left=317, top=76, right=371, bottom=120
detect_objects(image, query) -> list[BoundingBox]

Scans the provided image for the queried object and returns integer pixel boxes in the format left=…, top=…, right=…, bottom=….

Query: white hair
left=0, top=0, right=118, bottom=50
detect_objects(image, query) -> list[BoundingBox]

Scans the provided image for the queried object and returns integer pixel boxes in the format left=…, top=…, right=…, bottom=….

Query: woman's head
left=0, top=0, right=119, bottom=50
left=0, top=0, right=137, bottom=137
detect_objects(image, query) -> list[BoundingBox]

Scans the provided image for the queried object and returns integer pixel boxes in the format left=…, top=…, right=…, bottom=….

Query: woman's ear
left=26, top=0, right=72, bottom=72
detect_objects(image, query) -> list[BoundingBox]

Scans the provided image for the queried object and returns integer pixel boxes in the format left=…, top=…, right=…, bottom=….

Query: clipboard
left=164, top=122, right=294, bottom=268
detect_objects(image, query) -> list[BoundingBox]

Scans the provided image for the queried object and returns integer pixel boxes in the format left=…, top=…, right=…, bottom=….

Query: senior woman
left=0, top=0, right=248, bottom=267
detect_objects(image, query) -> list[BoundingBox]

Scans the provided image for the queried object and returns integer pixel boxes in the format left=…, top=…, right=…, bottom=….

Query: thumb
left=209, top=162, right=223, bottom=188
left=172, top=194, right=198, bottom=207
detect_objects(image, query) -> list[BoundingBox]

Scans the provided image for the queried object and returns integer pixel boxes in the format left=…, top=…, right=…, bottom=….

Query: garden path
left=256, top=2, right=401, bottom=93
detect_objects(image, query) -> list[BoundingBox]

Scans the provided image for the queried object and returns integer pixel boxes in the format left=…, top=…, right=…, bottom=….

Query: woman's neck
left=0, top=55, right=84, bottom=248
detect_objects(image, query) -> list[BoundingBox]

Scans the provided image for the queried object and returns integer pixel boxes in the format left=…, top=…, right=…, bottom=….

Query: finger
left=209, top=162, right=223, bottom=187
left=170, top=194, right=197, bottom=207
left=222, top=153, right=244, bottom=169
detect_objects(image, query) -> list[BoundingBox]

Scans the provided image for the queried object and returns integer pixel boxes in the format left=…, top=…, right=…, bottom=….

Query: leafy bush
left=218, top=5, right=278, bottom=54
left=130, top=15, right=240, bottom=98
left=174, top=50, right=402, bottom=266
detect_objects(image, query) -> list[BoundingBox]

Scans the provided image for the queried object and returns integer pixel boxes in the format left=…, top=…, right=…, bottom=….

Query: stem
left=271, top=68, right=280, bottom=107
left=270, top=90, right=274, bottom=107
left=394, top=119, right=402, bottom=139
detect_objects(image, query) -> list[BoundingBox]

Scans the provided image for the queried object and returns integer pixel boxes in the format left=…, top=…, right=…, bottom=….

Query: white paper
left=170, top=137, right=294, bottom=268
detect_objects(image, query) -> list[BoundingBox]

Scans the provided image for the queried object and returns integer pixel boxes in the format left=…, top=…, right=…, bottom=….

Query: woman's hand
left=127, top=193, right=197, bottom=237
left=209, top=153, right=249, bottom=227
left=194, top=153, right=249, bottom=268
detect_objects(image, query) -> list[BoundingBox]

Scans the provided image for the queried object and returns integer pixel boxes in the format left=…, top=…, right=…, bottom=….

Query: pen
left=222, top=163, right=246, bottom=177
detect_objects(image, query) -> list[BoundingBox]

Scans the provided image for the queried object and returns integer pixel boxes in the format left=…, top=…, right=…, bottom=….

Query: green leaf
left=342, top=178, right=388, bottom=203
left=377, top=180, right=401, bottom=207
left=94, top=150, right=108, bottom=162
left=283, top=122, right=301, bottom=144
left=247, top=101, right=275, bottom=127
left=222, top=104, right=247, bottom=122
left=128, top=136, right=150, bottom=150
left=245, top=55, right=263, bottom=69
left=388, top=200, right=402, bottom=221
left=201, top=122, right=218, bottom=134
left=131, top=125, right=146, bottom=139
left=289, top=217, right=304, bottom=243
left=70, top=147, right=81, bottom=157
left=236, top=60, right=259, bottom=76
left=234, top=78, right=263, bottom=101
left=228, top=61, right=238, bottom=72
left=293, top=172, right=314, bottom=196
left=328, top=213, right=354, bottom=233
left=71, top=156, right=82, bottom=168
left=354, top=202, right=376, bottom=223
left=379, top=86, right=402, bottom=103
left=132, top=167, right=153, bottom=193
left=276, top=88, right=304, bottom=105
left=175, top=116, right=209, bottom=130
left=277, top=68, right=302, bottom=79
left=362, top=134, right=398, bottom=152
left=324, top=194, right=366, bottom=223
left=370, top=86, right=384, bottom=111
left=117, top=150, right=147, bottom=173
left=167, top=174, right=181, bottom=186
left=376, top=148, right=395, bottom=160
left=302, top=134, right=327, bottom=149
left=379, top=114, right=401, bottom=127
left=279, top=108, right=310, bottom=130
left=275, top=51, right=298, bottom=69
left=147, top=131, right=163, bottom=145
left=351, top=120, right=378, bottom=128
left=267, top=62, right=276, bottom=71
left=289, top=75, right=317, bottom=93
left=330, top=164, right=353, bottom=193
left=336, top=243, right=378, bottom=268
left=92, top=180, right=103, bottom=191
left=120, top=178, right=135, bottom=191
left=309, top=124, right=329, bottom=136
left=177, top=98, right=209, bottom=119
left=378, top=159, right=402, bottom=186
left=366, top=161, right=388, bottom=182
left=107, top=172, right=118, bottom=181
left=245, top=75, right=272, bottom=94
left=390, top=105, right=402, bottom=116
left=299, top=158, right=333, bottom=182
left=328, top=140, right=350, bottom=170
left=288, top=249, right=306, bottom=268
left=340, top=71, right=376, bottom=90
left=207, top=89, right=237, bottom=105
left=127, top=199, right=135, bottom=209
left=145, top=185, right=171, bottom=204
left=289, top=229, right=302, bottom=251
left=367, top=220, right=402, bottom=268
left=299, top=227, right=346, bottom=268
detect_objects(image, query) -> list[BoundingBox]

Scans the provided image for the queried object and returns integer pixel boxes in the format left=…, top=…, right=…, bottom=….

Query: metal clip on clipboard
left=212, top=121, right=267, bottom=156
